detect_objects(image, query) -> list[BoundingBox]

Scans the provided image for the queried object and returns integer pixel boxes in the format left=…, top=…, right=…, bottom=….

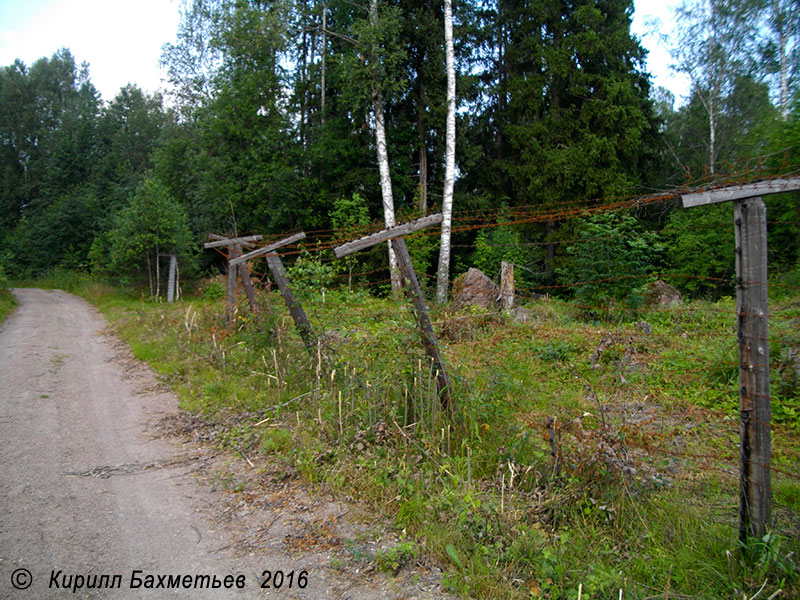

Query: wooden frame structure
left=679, top=176, right=800, bottom=542
left=230, top=232, right=315, bottom=351
left=334, top=214, right=454, bottom=412
left=204, top=234, right=262, bottom=322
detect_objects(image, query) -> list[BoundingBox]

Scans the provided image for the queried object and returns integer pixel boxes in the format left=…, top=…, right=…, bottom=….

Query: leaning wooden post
left=264, top=252, right=316, bottom=351
left=680, top=177, right=800, bottom=541
left=230, top=232, right=315, bottom=351
left=334, top=214, right=454, bottom=412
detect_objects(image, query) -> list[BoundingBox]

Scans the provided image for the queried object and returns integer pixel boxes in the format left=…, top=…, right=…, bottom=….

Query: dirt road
left=0, top=289, right=448, bottom=599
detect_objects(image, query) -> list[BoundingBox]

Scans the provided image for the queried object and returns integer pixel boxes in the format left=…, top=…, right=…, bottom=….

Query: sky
left=0, top=0, right=690, bottom=106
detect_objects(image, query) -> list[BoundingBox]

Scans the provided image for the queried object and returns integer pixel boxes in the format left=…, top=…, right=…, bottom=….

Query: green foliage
left=663, top=203, right=735, bottom=298
left=375, top=541, right=418, bottom=574
left=471, top=220, right=534, bottom=283
left=737, top=532, right=799, bottom=588
left=202, top=280, right=225, bottom=301
left=286, top=248, right=336, bottom=297
left=331, top=192, right=371, bottom=237
left=103, top=178, right=195, bottom=293
left=560, top=212, right=663, bottom=317
left=0, top=263, right=15, bottom=323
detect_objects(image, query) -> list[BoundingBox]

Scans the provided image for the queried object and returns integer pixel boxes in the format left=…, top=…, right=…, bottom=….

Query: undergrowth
left=34, top=274, right=800, bottom=599
left=0, top=264, right=16, bottom=323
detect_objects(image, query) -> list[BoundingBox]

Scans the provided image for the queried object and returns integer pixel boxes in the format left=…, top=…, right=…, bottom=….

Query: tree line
left=1, top=0, right=798, bottom=303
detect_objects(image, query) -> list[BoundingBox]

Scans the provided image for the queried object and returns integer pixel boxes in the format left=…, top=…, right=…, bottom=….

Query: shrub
left=559, top=212, right=663, bottom=318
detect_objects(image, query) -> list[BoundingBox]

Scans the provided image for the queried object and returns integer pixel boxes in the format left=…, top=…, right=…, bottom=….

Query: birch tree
left=360, top=0, right=405, bottom=297
left=671, top=0, right=761, bottom=174
left=436, top=0, right=456, bottom=303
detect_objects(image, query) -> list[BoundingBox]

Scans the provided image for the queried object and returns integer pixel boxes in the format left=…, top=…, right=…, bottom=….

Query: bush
left=559, top=212, right=663, bottom=318
left=663, top=204, right=734, bottom=298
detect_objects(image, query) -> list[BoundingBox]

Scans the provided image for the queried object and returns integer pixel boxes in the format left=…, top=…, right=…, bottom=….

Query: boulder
left=452, top=268, right=500, bottom=309
left=644, top=280, right=681, bottom=308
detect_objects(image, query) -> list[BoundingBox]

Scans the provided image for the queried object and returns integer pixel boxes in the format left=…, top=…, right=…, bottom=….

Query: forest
left=3, top=1, right=800, bottom=598
left=0, top=0, right=798, bottom=300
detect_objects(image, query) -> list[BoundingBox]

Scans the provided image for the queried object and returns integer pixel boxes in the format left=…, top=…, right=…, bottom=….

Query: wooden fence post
left=734, top=197, right=771, bottom=541
left=229, top=232, right=315, bottom=350
left=234, top=242, right=258, bottom=314
left=166, top=254, right=177, bottom=303
left=264, top=252, right=316, bottom=351
left=500, top=261, right=514, bottom=310
left=679, top=178, right=800, bottom=542
left=391, top=237, right=453, bottom=411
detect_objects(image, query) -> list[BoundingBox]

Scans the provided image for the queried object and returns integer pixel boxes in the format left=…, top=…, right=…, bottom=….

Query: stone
left=644, top=280, right=681, bottom=308
left=511, top=306, right=536, bottom=323
left=451, top=268, right=500, bottom=309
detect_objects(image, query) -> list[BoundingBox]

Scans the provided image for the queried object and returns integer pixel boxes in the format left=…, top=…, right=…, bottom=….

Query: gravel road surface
left=0, top=289, right=448, bottom=600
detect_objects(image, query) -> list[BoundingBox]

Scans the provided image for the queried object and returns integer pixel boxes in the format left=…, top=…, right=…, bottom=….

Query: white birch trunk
left=370, top=0, right=401, bottom=297
left=155, top=247, right=161, bottom=298
left=776, top=0, right=788, bottom=120
left=321, top=2, right=327, bottom=125
left=436, top=0, right=456, bottom=304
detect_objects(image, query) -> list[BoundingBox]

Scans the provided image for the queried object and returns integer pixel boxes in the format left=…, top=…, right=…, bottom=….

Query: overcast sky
left=0, top=0, right=690, bottom=105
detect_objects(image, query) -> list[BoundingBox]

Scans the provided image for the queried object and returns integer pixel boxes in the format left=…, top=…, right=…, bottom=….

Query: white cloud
left=631, top=0, right=692, bottom=105
left=0, top=0, right=181, bottom=101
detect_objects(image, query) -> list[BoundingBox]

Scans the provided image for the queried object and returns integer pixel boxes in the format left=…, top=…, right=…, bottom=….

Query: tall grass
left=42, top=277, right=800, bottom=599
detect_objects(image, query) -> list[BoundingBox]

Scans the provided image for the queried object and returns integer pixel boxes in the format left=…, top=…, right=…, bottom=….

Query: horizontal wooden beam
left=681, top=177, right=800, bottom=208
left=204, top=234, right=263, bottom=249
left=228, top=231, right=306, bottom=266
left=333, top=213, right=443, bottom=258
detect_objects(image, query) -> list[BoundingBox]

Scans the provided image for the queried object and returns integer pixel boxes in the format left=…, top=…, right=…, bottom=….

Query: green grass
left=0, top=288, right=17, bottom=323
left=28, top=275, right=800, bottom=599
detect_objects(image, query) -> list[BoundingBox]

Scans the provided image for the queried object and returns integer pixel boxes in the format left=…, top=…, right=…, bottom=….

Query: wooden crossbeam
left=204, top=234, right=263, bottom=249
left=333, top=215, right=453, bottom=412
left=229, top=232, right=306, bottom=266
left=334, top=213, right=442, bottom=258
left=680, top=177, right=800, bottom=208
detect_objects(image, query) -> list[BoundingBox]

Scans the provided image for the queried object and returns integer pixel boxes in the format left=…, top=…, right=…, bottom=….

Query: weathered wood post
left=233, top=243, right=258, bottom=313
left=230, top=232, right=315, bottom=351
left=204, top=234, right=264, bottom=323
left=166, top=254, right=177, bottom=303
left=680, top=177, right=800, bottom=541
left=500, top=261, right=514, bottom=310
left=734, top=197, right=771, bottom=542
left=334, top=214, right=454, bottom=412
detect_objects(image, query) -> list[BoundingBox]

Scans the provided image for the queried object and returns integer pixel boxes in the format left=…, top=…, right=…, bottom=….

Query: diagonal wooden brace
left=333, top=214, right=453, bottom=411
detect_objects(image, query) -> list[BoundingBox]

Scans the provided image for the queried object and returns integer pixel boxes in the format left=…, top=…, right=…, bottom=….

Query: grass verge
left=27, top=272, right=800, bottom=599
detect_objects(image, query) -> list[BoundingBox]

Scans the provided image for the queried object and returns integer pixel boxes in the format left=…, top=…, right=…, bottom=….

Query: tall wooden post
left=233, top=243, right=258, bottom=314
left=391, top=237, right=453, bottom=410
left=500, top=261, right=515, bottom=310
left=166, top=254, right=177, bottom=303
left=334, top=214, right=454, bottom=411
left=734, top=197, right=771, bottom=541
left=680, top=178, right=800, bottom=542
left=226, top=255, right=237, bottom=323
left=265, top=252, right=316, bottom=351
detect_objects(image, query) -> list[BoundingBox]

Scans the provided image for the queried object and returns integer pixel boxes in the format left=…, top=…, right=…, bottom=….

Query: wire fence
left=206, top=166, right=800, bottom=545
